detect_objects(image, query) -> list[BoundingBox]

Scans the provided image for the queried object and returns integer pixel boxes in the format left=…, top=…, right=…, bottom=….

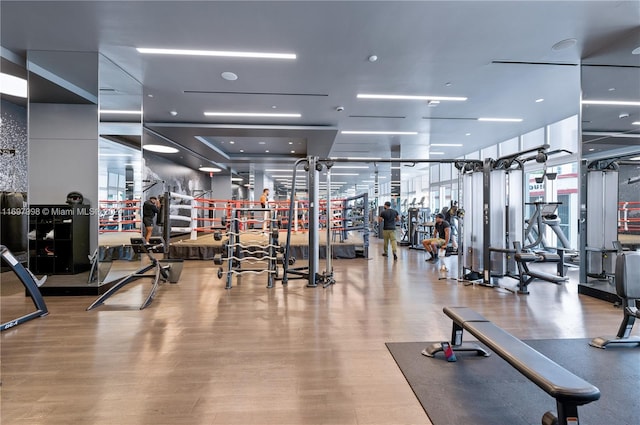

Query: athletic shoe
left=382, top=253, right=388, bottom=257
left=393, top=253, right=398, bottom=261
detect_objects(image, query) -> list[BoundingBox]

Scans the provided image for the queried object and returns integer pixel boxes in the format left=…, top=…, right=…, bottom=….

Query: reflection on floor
left=1, top=239, right=635, bottom=425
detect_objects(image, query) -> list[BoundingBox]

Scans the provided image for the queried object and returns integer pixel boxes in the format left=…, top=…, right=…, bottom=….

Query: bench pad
left=443, top=306, right=600, bottom=405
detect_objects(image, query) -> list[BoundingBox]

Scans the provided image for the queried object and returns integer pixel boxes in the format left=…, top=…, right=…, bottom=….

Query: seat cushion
left=616, top=252, right=640, bottom=299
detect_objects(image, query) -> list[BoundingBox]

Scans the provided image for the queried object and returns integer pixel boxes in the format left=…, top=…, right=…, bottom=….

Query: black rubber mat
left=386, top=338, right=639, bottom=425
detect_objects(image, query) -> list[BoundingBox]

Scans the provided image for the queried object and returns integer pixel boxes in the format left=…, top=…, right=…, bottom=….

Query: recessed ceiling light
left=239, top=149, right=244, bottom=153
left=535, top=98, right=544, bottom=103
left=265, top=150, right=270, bottom=153
left=588, top=148, right=595, bottom=152
left=147, top=94, right=154, bottom=98
left=288, top=141, right=293, bottom=145
left=632, top=121, right=640, bottom=125
left=229, top=140, right=235, bottom=144
left=137, top=47, right=296, bottom=60
left=291, top=150, right=295, bottom=153
left=357, top=94, right=467, bottom=101
left=465, top=133, right=471, bottom=136
left=445, top=82, right=452, bottom=87
left=581, top=100, right=640, bottom=106
left=199, top=166, right=222, bottom=172
left=0, top=73, right=27, bottom=97
left=221, top=71, right=238, bottom=81
left=368, top=55, right=378, bottom=62
left=430, top=143, right=463, bottom=147
left=259, top=141, right=266, bottom=145
left=99, top=110, right=142, bottom=115
left=341, top=131, right=418, bottom=135
left=170, top=110, right=178, bottom=116
left=552, top=38, right=577, bottom=51
left=204, top=112, right=301, bottom=117
left=478, top=117, right=523, bottom=122
left=632, top=46, right=640, bottom=55
left=143, top=144, right=179, bottom=153
left=608, top=88, right=616, bottom=91
left=583, top=131, right=640, bottom=138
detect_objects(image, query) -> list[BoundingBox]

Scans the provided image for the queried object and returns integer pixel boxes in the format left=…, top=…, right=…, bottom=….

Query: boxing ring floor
left=98, top=230, right=367, bottom=261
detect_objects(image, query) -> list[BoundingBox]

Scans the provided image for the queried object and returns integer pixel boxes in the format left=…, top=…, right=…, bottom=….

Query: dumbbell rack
left=215, top=208, right=283, bottom=289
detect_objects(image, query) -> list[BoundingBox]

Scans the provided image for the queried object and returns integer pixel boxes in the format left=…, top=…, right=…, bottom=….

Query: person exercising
left=422, top=213, right=450, bottom=262
left=378, top=201, right=399, bottom=261
left=142, top=196, right=160, bottom=243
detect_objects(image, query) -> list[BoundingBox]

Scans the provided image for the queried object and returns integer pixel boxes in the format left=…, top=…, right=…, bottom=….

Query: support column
left=307, top=156, right=320, bottom=286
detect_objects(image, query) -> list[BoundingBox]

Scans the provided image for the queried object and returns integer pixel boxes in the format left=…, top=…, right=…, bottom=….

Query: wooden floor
left=1, top=240, right=629, bottom=425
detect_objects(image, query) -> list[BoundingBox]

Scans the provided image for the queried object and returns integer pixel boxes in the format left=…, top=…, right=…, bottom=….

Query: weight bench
left=514, top=241, right=568, bottom=294
left=423, top=306, right=600, bottom=425
left=86, top=238, right=183, bottom=311
left=590, top=251, right=640, bottom=349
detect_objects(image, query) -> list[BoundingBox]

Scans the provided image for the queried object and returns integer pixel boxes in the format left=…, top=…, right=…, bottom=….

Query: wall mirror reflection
left=25, top=50, right=99, bottom=295
left=95, top=54, right=143, bottom=286
left=578, top=30, right=640, bottom=300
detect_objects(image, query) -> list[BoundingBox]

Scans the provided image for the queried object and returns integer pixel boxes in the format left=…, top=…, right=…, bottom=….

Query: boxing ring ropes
left=618, top=201, right=640, bottom=233
left=97, top=194, right=366, bottom=243
left=93, top=156, right=488, bottom=288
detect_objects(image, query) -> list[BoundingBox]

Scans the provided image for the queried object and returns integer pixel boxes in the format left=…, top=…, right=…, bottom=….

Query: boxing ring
left=98, top=193, right=368, bottom=261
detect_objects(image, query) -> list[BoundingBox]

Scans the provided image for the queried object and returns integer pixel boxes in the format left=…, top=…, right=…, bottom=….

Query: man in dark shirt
left=422, top=213, right=450, bottom=262
left=378, top=201, right=399, bottom=261
left=142, top=196, right=159, bottom=243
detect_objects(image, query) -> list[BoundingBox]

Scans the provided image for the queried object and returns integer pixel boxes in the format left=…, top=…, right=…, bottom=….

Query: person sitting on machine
left=422, top=213, right=450, bottom=262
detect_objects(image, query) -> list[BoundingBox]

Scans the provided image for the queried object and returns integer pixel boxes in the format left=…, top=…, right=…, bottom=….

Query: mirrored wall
left=578, top=32, right=640, bottom=295
left=97, top=54, right=143, bottom=281
left=26, top=50, right=99, bottom=281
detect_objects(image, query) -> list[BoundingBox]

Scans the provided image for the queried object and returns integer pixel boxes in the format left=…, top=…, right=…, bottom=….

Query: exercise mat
left=386, top=338, right=639, bottom=425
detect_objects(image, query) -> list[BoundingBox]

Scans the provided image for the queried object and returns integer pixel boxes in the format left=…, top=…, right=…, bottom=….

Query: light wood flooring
left=1, top=240, right=629, bottom=425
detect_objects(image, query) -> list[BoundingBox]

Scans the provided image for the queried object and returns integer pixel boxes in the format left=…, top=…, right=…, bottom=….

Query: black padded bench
left=513, top=241, right=568, bottom=294
left=424, top=306, right=600, bottom=425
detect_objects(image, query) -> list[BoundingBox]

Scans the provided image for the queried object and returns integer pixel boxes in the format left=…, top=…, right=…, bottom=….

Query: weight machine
left=461, top=145, right=572, bottom=290
left=1, top=244, right=48, bottom=331
left=86, top=237, right=183, bottom=310
left=281, top=157, right=340, bottom=287
left=580, top=160, right=620, bottom=284
left=280, top=156, right=482, bottom=287
left=407, top=207, right=432, bottom=250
